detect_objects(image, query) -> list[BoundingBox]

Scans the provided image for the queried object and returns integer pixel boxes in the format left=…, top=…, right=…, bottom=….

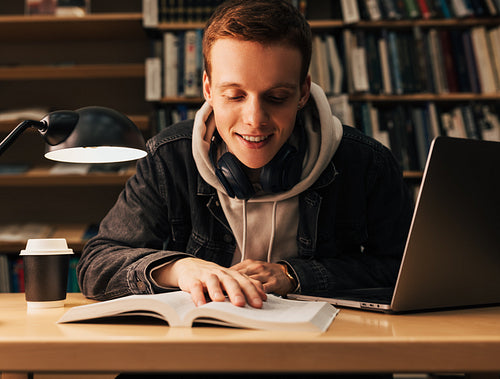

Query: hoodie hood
left=192, top=82, right=342, bottom=263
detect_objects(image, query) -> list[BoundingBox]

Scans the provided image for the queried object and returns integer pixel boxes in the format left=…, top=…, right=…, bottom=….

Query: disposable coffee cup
left=20, top=238, right=74, bottom=309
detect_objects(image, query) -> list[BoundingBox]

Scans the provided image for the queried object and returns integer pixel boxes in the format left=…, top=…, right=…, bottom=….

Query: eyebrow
left=217, top=82, right=298, bottom=91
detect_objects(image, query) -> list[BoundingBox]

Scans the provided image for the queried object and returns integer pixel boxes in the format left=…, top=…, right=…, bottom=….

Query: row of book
left=335, top=99, right=500, bottom=171
left=146, top=23, right=500, bottom=101
left=146, top=29, right=203, bottom=101
left=143, top=0, right=500, bottom=26
left=325, top=0, right=500, bottom=22
left=311, top=25, right=500, bottom=96
left=0, top=255, right=80, bottom=293
left=154, top=104, right=199, bottom=132
left=143, top=0, right=224, bottom=27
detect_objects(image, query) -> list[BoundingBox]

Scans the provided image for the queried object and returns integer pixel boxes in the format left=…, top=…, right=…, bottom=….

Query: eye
left=222, top=92, right=245, bottom=102
left=226, top=95, right=244, bottom=101
left=266, top=90, right=292, bottom=104
left=268, top=95, right=287, bottom=103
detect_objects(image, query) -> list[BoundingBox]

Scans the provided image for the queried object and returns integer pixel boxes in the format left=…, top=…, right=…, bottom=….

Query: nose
left=242, top=96, right=269, bottom=127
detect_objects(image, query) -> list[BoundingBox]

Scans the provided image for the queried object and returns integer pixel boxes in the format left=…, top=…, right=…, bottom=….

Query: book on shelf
left=183, top=29, right=203, bottom=98
left=470, top=26, right=498, bottom=94
left=0, top=255, right=11, bottom=293
left=354, top=102, right=500, bottom=171
left=350, top=30, right=370, bottom=93
left=0, top=164, right=30, bottom=175
left=58, top=290, right=339, bottom=332
left=163, top=32, right=180, bottom=98
left=143, top=0, right=224, bottom=25
left=363, top=0, right=383, bottom=20
left=487, top=26, right=500, bottom=91
left=145, top=57, right=162, bottom=101
left=0, top=254, right=80, bottom=293
left=0, top=108, right=49, bottom=123
left=0, top=223, right=54, bottom=242
left=25, top=0, right=89, bottom=16
left=325, top=34, right=344, bottom=95
left=143, top=0, right=159, bottom=27
left=312, top=35, right=332, bottom=94
left=340, top=0, right=360, bottom=23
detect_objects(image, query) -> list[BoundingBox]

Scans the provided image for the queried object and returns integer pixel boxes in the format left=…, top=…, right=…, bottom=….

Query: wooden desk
left=1, top=293, right=499, bottom=378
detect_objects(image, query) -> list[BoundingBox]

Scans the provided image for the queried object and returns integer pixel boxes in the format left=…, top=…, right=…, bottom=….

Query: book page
left=188, top=294, right=338, bottom=332
left=58, top=292, right=196, bottom=327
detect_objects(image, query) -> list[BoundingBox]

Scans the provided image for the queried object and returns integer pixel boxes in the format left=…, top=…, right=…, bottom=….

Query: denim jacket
left=78, top=121, right=414, bottom=301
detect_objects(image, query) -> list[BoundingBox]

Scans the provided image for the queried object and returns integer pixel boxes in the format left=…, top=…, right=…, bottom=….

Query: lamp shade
left=43, top=106, right=147, bottom=163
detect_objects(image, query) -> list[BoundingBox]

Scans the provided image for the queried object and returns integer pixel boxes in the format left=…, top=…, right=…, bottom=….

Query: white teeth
left=241, top=135, right=269, bottom=142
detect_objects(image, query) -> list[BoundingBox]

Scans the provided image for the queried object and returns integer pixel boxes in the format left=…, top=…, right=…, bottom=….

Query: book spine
left=351, top=31, right=370, bottom=93
left=470, top=26, right=497, bottom=93
left=341, top=0, right=361, bottom=23
left=378, top=30, right=393, bottom=94
left=183, top=30, right=202, bottom=97
left=365, top=31, right=383, bottom=94
left=312, top=34, right=331, bottom=94
left=325, top=34, right=344, bottom=94
left=417, top=0, right=432, bottom=18
left=486, top=26, right=500, bottom=91
left=438, top=30, right=459, bottom=93
left=403, top=0, right=422, bottom=17
left=163, top=32, right=179, bottom=98
left=365, top=0, right=383, bottom=20
left=450, top=0, right=474, bottom=16
left=462, top=29, right=481, bottom=93
left=143, top=0, right=159, bottom=27
left=145, top=57, right=162, bottom=101
left=387, top=31, right=404, bottom=94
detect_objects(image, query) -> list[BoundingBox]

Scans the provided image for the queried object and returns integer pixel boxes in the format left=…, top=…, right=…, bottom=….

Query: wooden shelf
left=308, top=17, right=500, bottom=30
left=152, top=21, right=206, bottom=31
left=349, top=93, right=500, bottom=102
left=160, top=96, right=204, bottom=104
left=0, top=13, right=145, bottom=42
left=403, top=170, right=423, bottom=180
left=0, top=114, right=149, bottom=133
left=0, top=223, right=90, bottom=253
left=152, top=17, right=500, bottom=31
left=0, top=166, right=136, bottom=187
left=0, top=63, right=145, bottom=80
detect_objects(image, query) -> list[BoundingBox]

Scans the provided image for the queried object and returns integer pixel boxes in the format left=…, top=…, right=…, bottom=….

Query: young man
left=78, top=0, right=413, bottom=309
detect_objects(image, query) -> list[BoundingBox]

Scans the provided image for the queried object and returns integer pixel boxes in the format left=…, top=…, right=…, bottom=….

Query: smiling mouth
left=239, top=134, right=270, bottom=142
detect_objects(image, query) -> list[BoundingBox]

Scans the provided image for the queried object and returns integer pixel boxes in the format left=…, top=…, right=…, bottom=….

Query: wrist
left=279, top=263, right=298, bottom=293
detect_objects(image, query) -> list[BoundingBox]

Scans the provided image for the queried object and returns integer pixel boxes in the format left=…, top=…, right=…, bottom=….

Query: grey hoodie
left=192, top=83, right=343, bottom=265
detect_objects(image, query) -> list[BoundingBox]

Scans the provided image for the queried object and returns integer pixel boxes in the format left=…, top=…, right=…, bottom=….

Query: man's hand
left=231, top=259, right=295, bottom=296
left=152, top=258, right=267, bottom=308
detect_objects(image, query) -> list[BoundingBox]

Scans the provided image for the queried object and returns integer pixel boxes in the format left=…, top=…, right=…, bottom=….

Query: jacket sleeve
left=77, top=151, right=191, bottom=301
left=285, top=141, right=414, bottom=296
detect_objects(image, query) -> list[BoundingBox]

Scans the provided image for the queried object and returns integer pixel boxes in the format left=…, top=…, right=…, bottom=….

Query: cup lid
left=20, top=238, right=73, bottom=255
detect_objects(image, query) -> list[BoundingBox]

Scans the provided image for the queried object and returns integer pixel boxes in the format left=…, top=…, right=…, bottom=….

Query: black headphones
left=210, top=119, right=306, bottom=200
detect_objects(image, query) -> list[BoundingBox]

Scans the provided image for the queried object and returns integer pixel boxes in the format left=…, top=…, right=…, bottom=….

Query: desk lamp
left=0, top=106, right=147, bottom=163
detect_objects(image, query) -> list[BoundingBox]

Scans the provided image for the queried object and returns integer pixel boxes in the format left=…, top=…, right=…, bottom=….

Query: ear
left=203, top=71, right=213, bottom=105
left=298, top=75, right=311, bottom=109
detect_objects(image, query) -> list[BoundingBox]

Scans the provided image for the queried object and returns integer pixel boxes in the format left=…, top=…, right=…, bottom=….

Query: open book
left=58, top=291, right=339, bottom=332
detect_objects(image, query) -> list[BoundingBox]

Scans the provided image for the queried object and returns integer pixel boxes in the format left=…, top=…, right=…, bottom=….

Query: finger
left=219, top=275, right=247, bottom=307
left=205, top=274, right=226, bottom=302
left=233, top=275, right=267, bottom=308
left=187, top=280, right=208, bottom=307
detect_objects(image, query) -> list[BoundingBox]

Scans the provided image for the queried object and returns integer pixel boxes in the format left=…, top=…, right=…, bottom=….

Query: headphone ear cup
left=260, top=144, right=302, bottom=193
left=216, top=152, right=255, bottom=200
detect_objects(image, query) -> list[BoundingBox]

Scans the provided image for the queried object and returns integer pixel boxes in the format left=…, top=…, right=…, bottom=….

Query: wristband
left=279, top=263, right=297, bottom=292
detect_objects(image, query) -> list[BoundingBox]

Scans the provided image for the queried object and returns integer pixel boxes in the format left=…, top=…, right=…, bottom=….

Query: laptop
left=288, top=136, right=500, bottom=313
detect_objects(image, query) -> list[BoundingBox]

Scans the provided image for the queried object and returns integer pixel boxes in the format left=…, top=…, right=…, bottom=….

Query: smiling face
left=203, top=39, right=311, bottom=169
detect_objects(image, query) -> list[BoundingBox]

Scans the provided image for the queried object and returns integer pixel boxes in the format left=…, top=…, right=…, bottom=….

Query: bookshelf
left=0, top=0, right=151, bottom=271
left=142, top=0, right=500, bottom=173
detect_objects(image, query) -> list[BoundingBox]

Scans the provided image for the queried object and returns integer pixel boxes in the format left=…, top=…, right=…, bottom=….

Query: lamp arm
left=0, top=120, right=46, bottom=156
